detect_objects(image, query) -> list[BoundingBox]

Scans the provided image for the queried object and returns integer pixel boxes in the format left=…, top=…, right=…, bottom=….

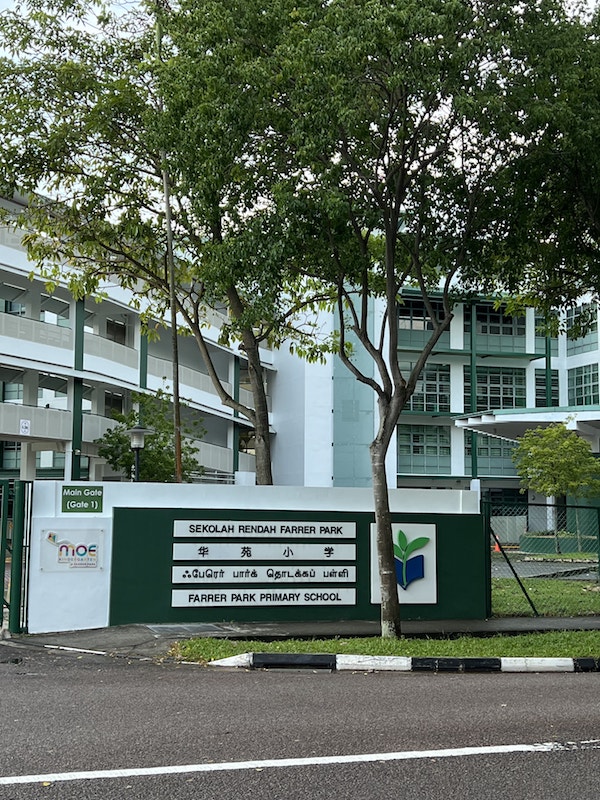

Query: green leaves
left=393, top=529, right=430, bottom=562
left=95, top=387, right=205, bottom=483
left=512, top=423, right=600, bottom=499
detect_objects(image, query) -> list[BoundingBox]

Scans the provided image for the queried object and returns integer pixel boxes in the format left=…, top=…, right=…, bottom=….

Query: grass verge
left=171, top=577, right=600, bottom=665
left=172, top=630, right=600, bottom=665
left=492, top=578, right=600, bottom=617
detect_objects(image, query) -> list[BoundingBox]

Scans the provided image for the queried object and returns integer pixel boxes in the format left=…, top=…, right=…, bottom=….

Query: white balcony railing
left=0, top=403, right=71, bottom=442
left=84, top=332, right=138, bottom=369
left=148, top=355, right=233, bottom=397
left=0, top=313, right=73, bottom=350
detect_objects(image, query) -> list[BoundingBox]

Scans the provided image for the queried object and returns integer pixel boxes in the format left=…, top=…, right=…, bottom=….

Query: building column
left=18, top=370, right=39, bottom=480
left=70, top=299, right=85, bottom=480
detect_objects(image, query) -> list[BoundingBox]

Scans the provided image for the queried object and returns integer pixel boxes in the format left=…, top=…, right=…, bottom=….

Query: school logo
left=393, top=528, right=430, bottom=590
left=45, top=531, right=99, bottom=568
left=370, top=522, right=437, bottom=605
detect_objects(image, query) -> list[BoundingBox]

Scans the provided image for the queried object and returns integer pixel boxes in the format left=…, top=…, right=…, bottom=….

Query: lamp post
left=125, top=424, right=153, bottom=482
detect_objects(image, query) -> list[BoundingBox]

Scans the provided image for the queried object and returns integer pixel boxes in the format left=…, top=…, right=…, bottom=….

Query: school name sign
left=173, top=520, right=355, bottom=538
left=171, top=518, right=357, bottom=608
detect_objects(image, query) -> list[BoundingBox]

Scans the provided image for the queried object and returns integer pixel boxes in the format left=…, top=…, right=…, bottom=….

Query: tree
left=260, top=0, right=585, bottom=636
left=512, top=423, right=600, bottom=500
left=512, top=423, right=600, bottom=551
left=0, top=0, right=326, bottom=485
left=95, top=388, right=205, bottom=482
left=488, top=5, right=600, bottom=322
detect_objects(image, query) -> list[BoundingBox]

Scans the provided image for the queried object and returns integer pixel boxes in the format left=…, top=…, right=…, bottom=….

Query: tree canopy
left=95, top=387, right=205, bottom=483
left=245, top=0, right=592, bottom=635
left=512, top=423, right=600, bottom=499
left=0, top=0, right=329, bottom=485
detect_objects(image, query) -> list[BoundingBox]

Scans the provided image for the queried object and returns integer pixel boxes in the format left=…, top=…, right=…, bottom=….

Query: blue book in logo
left=393, top=529, right=430, bottom=590
left=394, top=554, right=425, bottom=590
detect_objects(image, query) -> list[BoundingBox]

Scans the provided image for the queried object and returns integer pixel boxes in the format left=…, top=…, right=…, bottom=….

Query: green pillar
left=71, top=299, right=85, bottom=480
left=0, top=481, right=9, bottom=614
left=545, top=335, right=553, bottom=407
left=8, top=481, right=26, bottom=634
left=470, top=302, right=478, bottom=479
left=139, top=332, right=148, bottom=390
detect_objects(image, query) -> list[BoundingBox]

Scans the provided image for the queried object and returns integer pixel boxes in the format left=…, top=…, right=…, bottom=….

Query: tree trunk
left=370, top=438, right=401, bottom=638
left=226, top=286, right=273, bottom=485
left=242, top=331, right=273, bottom=486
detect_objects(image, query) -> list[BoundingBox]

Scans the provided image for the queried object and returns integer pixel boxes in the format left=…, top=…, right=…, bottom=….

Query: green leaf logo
left=394, top=529, right=430, bottom=589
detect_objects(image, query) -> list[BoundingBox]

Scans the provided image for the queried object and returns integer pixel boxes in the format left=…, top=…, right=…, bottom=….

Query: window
left=464, top=432, right=518, bottom=477
left=566, top=304, right=598, bottom=355
left=399, top=362, right=450, bottom=413
left=2, top=382, right=23, bottom=402
left=464, top=366, right=527, bottom=412
left=568, top=364, right=599, bottom=406
left=2, top=300, right=26, bottom=316
left=104, top=391, right=124, bottom=417
left=535, top=369, right=559, bottom=407
left=397, top=424, right=451, bottom=474
left=39, top=295, right=70, bottom=327
left=464, top=304, right=525, bottom=337
left=1, top=441, right=20, bottom=469
left=106, top=318, right=127, bottom=345
left=398, top=299, right=445, bottom=331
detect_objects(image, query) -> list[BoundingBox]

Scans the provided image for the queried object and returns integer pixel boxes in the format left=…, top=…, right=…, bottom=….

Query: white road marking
left=1, top=739, right=600, bottom=786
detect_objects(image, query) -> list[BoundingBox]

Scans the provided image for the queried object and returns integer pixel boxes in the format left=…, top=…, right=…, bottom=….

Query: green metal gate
left=1, top=481, right=32, bottom=634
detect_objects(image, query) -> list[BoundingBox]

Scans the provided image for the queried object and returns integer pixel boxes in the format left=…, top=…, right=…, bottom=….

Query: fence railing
left=483, top=501, right=600, bottom=618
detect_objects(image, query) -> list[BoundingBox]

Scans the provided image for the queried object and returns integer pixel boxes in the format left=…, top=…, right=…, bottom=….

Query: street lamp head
left=125, top=424, right=154, bottom=451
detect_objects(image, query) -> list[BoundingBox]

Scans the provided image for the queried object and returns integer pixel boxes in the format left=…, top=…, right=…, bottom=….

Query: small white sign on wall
left=370, top=523, right=437, bottom=605
left=40, top=529, right=104, bottom=571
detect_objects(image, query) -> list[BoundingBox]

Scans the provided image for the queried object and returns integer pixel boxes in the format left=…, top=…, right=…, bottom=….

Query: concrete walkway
left=3, top=616, right=600, bottom=661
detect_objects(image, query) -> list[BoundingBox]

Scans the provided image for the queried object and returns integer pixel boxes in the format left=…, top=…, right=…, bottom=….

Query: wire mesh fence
left=483, top=502, right=600, bottom=618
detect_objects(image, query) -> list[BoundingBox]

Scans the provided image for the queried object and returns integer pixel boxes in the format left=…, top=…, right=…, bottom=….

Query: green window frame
left=399, top=362, right=451, bottom=413
left=535, top=369, right=559, bottom=408
left=397, top=424, right=451, bottom=474
left=464, top=366, right=527, bottom=412
left=568, top=364, right=600, bottom=406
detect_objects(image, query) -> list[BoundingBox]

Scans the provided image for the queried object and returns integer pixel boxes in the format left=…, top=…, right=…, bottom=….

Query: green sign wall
left=109, top=507, right=488, bottom=626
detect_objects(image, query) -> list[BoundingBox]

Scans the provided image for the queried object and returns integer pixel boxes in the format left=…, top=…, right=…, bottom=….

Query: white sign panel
left=173, top=520, right=356, bottom=538
left=172, top=565, right=356, bottom=584
left=370, top=523, right=437, bottom=604
left=172, top=588, right=356, bottom=607
left=40, top=529, right=104, bottom=571
left=173, top=542, right=356, bottom=562
left=19, top=419, right=31, bottom=436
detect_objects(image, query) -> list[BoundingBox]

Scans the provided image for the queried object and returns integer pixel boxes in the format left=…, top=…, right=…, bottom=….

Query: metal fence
left=483, top=501, right=600, bottom=618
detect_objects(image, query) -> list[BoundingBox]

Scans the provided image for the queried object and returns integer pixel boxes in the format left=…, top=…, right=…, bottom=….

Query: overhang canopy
left=454, top=406, right=600, bottom=442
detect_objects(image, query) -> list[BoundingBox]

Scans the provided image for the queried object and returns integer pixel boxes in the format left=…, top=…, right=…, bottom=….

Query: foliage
left=251, top=0, right=588, bottom=636
left=489, top=4, right=600, bottom=321
left=0, top=0, right=335, bottom=485
left=512, top=423, right=600, bottom=499
left=95, top=388, right=205, bottom=482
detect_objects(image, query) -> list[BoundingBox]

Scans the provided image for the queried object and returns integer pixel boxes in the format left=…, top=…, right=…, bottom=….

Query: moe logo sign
left=41, top=529, right=103, bottom=571
left=370, top=523, right=437, bottom=605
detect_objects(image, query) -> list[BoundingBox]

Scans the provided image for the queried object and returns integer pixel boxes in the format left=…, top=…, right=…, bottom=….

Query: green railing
left=1, top=481, right=31, bottom=634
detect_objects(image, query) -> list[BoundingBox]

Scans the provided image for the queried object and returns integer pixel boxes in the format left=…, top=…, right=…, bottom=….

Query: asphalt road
left=1, top=643, right=599, bottom=799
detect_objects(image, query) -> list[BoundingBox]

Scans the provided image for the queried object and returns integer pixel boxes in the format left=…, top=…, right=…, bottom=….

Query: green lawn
left=171, top=577, right=600, bottom=665
left=492, top=577, right=600, bottom=617
left=172, top=630, right=600, bottom=664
